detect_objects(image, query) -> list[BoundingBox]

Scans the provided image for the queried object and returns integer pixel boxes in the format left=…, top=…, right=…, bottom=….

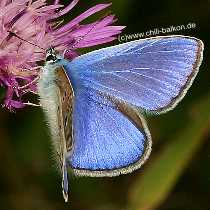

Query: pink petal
left=72, top=25, right=125, bottom=38
left=64, top=50, right=78, bottom=59
left=29, top=0, right=47, bottom=10
left=0, top=0, right=9, bottom=7
left=36, top=4, right=63, bottom=13
left=51, top=0, right=79, bottom=19
left=94, top=15, right=116, bottom=28
left=54, top=0, right=60, bottom=4
left=74, top=37, right=116, bottom=48
left=4, top=98, right=26, bottom=109
left=0, top=0, right=125, bottom=110
left=53, top=3, right=112, bottom=35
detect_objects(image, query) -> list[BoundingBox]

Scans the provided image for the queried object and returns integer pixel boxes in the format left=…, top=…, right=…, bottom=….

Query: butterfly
left=37, top=35, right=204, bottom=202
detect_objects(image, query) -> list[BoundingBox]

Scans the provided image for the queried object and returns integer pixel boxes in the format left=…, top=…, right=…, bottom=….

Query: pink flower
left=0, top=0, right=125, bottom=110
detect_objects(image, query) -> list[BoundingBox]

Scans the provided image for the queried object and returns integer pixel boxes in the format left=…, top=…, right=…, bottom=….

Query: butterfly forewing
left=66, top=36, right=204, bottom=114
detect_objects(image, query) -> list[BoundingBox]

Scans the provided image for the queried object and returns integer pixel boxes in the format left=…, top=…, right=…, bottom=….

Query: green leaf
left=128, top=94, right=210, bottom=210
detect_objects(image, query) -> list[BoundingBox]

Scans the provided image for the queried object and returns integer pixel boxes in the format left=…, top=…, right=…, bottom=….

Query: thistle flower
left=0, top=0, right=125, bottom=110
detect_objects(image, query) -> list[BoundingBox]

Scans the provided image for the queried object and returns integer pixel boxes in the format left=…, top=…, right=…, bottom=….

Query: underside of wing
left=66, top=87, right=152, bottom=177
left=54, top=67, right=75, bottom=200
left=65, top=35, right=204, bottom=114
left=55, top=67, right=74, bottom=152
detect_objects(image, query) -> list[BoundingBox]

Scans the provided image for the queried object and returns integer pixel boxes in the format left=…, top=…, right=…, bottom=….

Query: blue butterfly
left=37, top=35, right=204, bottom=202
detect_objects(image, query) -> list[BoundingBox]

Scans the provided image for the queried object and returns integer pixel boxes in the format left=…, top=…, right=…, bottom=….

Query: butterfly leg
left=24, top=102, right=41, bottom=107
left=19, top=76, right=40, bottom=90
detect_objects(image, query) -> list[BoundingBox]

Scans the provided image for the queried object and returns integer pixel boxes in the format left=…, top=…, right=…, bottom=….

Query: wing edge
left=150, top=37, right=204, bottom=114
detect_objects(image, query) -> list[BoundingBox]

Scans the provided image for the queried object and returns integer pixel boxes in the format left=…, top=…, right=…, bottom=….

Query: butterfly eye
left=46, top=54, right=57, bottom=62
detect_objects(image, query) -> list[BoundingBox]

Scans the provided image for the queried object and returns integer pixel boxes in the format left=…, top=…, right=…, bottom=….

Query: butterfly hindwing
left=55, top=67, right=74, bottom=152
left=65, top=35, right=203, bottom=114
left=54, top=67, right=75, bottom=201
left=66, top=86, right=151, bottom=176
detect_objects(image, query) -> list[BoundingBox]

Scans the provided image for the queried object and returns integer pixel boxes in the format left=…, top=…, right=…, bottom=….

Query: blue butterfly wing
left=63, top=35, right=203, bottom=175
left=66, top=36, right=203, bottom=113
left=66, top=86, right=151, bottom=176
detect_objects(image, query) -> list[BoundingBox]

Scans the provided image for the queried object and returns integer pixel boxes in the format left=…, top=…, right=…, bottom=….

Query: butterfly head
left=46, top=47, right=62, bottom=63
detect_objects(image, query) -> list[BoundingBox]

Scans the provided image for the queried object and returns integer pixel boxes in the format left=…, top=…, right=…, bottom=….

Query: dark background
left=0, top=0, right=210, bottom=210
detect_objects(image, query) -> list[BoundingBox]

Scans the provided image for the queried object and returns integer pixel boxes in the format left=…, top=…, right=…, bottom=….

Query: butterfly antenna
left=70, top=11, right=112, bottom=50
left=7, top=31, right=45, bottom=51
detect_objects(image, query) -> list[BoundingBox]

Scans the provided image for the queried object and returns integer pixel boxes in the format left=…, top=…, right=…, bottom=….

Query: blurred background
left=0, top=0, right=210, bottom=210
